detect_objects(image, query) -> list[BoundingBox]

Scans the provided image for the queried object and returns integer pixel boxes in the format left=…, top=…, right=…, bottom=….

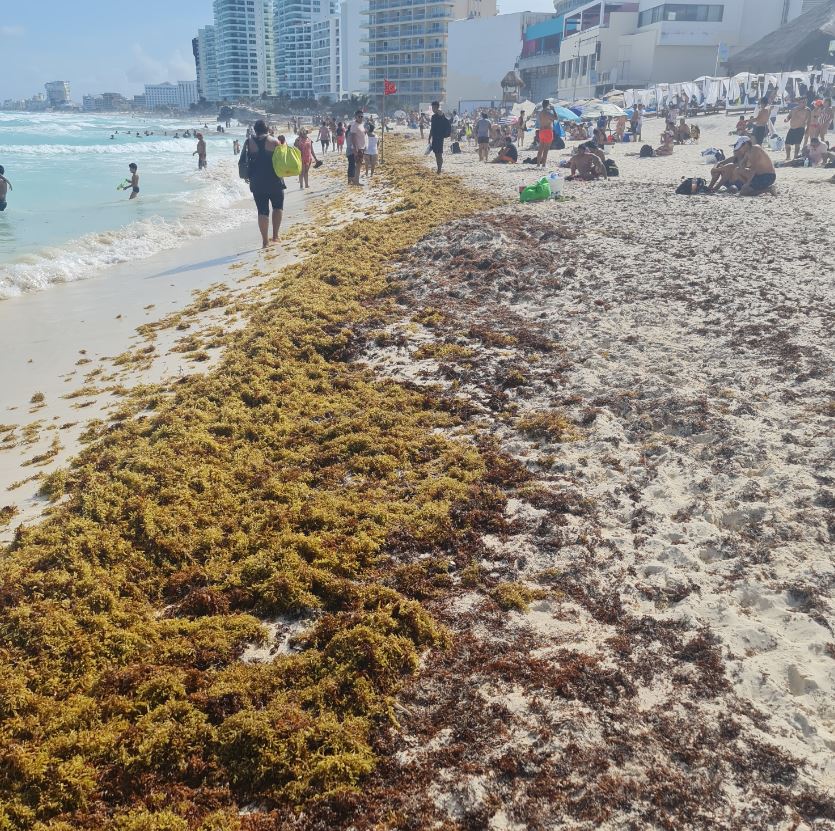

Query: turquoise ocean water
left=0, top=112, right=253, bottom=299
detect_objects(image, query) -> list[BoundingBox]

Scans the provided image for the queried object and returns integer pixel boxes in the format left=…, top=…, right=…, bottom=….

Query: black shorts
left=253, top=190, right=284, bottom=216
left=431, top=139, right=444, bottom=154
left=478, top=138, right=489, bottom=145
left=785, top=126, right=805, bottom=145
left=752, top=124, right=768, bottom=145
left=750, top=172, right=776, bottom=192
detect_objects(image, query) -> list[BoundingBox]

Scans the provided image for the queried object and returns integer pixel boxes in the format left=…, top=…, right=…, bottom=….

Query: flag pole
left=381, top=83, right=386, bottom=165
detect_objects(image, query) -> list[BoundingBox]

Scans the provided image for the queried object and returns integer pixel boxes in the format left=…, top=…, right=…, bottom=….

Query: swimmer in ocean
left=126, top=163, right=139, bottom=200
left=0, top=165, right=12, bottom=211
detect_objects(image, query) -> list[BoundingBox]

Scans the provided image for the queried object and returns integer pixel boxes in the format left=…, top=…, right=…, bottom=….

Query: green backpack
left=519, top=177, right=551, bottom=203
left=273, top=144, right=303, bottom=178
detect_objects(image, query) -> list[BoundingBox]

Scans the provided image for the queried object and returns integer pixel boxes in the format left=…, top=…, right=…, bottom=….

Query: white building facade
left=144, top=82, right=180, bottom=109
left=340, top=0, right=369, bottom=96
left=275, top=0, right=338, bottom=100
left=213, top=0, right=277, bottom=101
left=197, top=25, right=221, bottom=101
left=176, top=80, right=200, bottom=110
left=312, top=15, right=343, bottom=100
left=555, top=0, right=811, bottom=100
left=447, top=12, right=550, bottom=109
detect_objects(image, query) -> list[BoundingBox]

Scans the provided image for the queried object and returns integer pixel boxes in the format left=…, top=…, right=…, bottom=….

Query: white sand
left=0, top=173, right=341, bottom=541
left=358, top=114, right=835, bottom=824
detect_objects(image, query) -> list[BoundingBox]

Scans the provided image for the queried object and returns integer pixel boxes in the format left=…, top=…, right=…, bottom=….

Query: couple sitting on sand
left=707, top=136, right=776, bottom=196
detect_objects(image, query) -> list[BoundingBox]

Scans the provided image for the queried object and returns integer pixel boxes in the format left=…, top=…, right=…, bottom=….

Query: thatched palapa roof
left=727, top=0, right=835, bottom=74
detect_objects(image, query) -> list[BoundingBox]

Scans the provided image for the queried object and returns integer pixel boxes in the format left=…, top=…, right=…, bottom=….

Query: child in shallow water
left=126, top=163, right=139, bottom=200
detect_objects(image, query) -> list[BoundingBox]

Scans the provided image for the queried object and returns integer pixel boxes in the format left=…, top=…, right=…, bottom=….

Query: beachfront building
left=447, top=12, right=551, bottom=110
left=341, top=0, right=370, bottom=96
left=144, top=83, right=180, bottom=110
left=177, top=80, right=200, bottom=111
left=213, top=0, right=277, bottom=101
left=275, top=0, right=338, bottom=100
left=517, top=0, right=587, bottom=101
left=196, top=26, right=221, bottom=102
left=553, top=0, right=814, bottom=100
left=364, top=0, right=496, bottom=108
left=313, top=14, right=343, bottom=101
left=44, top=81, right=71, bottom=108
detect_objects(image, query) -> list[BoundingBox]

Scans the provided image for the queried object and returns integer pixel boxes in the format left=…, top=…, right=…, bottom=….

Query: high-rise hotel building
left=364, top=0, right=495, bottom=108
left=213, top=0, right=277, bottom=100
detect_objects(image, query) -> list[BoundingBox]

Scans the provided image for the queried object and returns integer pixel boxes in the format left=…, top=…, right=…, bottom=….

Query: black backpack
left=605, top=158, right=619, bottom=177
left=451, top=141, right=461, bottom=154
left=238, top=146, right=250, bottom=180
left=639, top=144, right=654, bottom=158
left=675, top=177, right=709, bottom=195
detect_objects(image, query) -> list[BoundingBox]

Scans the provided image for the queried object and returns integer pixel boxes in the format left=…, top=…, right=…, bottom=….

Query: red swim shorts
left=539, top=129, right=554, bottom=145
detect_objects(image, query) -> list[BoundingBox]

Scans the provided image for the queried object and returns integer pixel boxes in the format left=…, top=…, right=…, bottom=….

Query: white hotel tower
left=213, top=0, right=277, bottom=100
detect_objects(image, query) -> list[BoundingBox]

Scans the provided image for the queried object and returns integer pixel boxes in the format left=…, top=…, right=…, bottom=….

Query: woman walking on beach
left=317, top=123, right=330, bottom=154
left=295, top=129, right=318, bottom=189
left=335, top=122, right=345, bottom=154
left=245, top=119, right=285, bottom=248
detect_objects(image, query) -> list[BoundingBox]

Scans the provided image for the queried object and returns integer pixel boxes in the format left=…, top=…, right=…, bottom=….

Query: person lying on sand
left=567, top=144, right=607, bottom=181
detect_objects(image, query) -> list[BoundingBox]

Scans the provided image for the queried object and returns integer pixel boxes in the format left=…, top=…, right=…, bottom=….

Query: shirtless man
left=675, top=117, right=690, bottom=144
left=568, top=145, right=607, bottom=181
left=750, top=96, right=774, bottom=146
left=0, top=165, right=11, bottom=211
left=784, top=99, right=810, bottom=160
left=734, top=136, right=777, bottom=197
left=125, top=163, right=140, bottom=200
left=193, top=133, right=207, bottom=169
left=536, top=100, right=557, bottom=168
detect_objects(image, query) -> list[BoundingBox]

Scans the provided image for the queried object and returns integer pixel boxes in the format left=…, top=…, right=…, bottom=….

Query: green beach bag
left=519, top=177, right=551, bottom=203
left=273, top=144, right=302, bottom=178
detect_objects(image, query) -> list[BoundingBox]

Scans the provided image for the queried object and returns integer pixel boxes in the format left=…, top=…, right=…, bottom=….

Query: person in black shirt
left=492, top=137, right=518, bottom=164
left=245, top=119, right=286, bottom=247
left=428, top=101, right=447, bottom=174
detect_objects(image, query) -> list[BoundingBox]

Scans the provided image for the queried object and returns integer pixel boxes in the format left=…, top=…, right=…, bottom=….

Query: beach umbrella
left=602, top=89, right=625, bottom=102
left=554, top=105, right=582, bottom=122
left=533, top=102, right=582, bottom=122
left=581, top=102, right=627, bottom=117
left=393, top=109, right=407, bottom=119
left=511, top=100, right=537, bottom=117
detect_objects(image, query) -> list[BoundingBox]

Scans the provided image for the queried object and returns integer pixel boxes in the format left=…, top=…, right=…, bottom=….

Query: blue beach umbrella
left=554, top=105, right=582, bottom=122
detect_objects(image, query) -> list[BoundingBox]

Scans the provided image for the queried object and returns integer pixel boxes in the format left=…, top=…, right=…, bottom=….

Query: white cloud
left=126, top=44, right=194, bottom=85
left=0, top=24, right=25, bottom=37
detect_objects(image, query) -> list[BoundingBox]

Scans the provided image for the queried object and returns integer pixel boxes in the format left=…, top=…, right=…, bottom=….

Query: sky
left=0, top=0, right=555, bottom=101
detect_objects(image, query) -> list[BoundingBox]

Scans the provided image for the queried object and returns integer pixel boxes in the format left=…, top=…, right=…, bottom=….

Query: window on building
left=638, top=4, right=724, bottom=26
left=580, top=55, right=587, bottom=76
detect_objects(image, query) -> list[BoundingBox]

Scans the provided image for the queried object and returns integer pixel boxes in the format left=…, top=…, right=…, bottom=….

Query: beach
left=1, top=115, right=834, bottom=830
